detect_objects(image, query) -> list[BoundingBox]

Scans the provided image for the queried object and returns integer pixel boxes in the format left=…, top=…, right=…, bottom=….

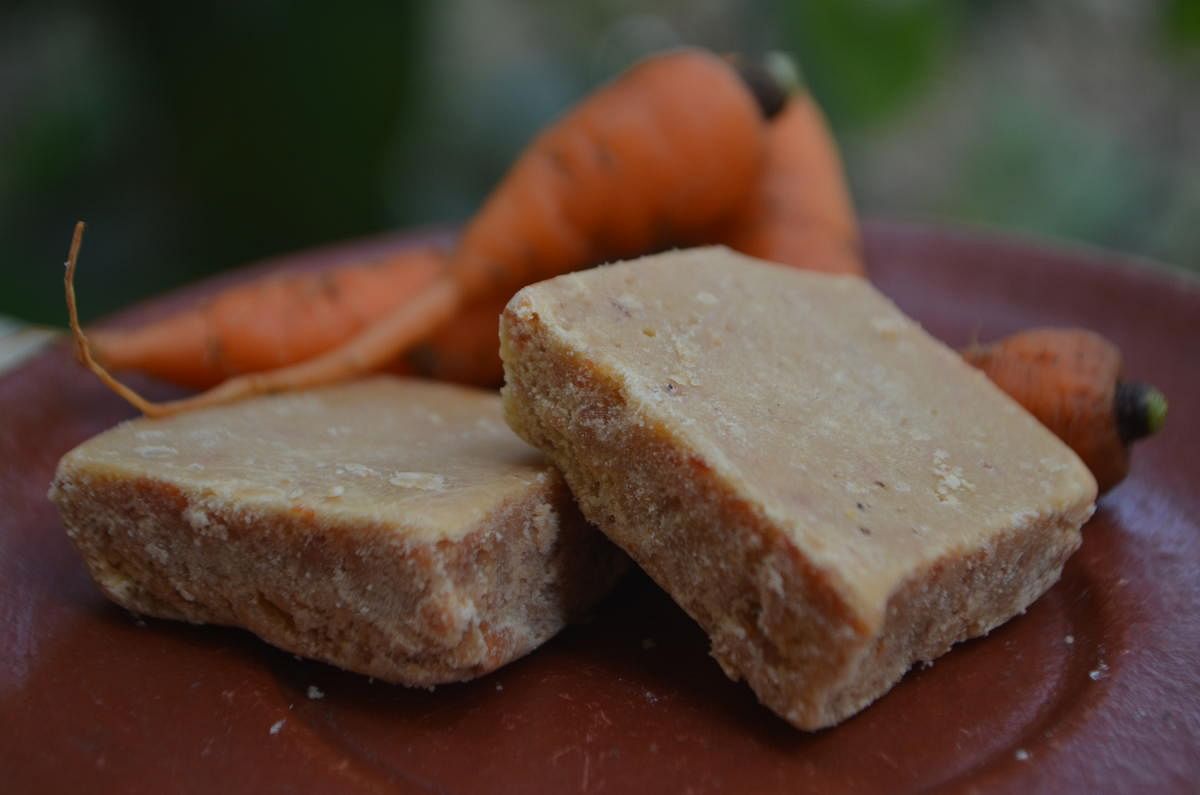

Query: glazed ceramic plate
left=3, top=223, right=1198, bottom=793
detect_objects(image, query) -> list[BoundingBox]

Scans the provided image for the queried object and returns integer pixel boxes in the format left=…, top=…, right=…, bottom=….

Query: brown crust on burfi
left=499, top=254, right=1093, bottom=728
left=49, top=380, right=625, bottom=687
left=501, top=324, right=869, bottom=720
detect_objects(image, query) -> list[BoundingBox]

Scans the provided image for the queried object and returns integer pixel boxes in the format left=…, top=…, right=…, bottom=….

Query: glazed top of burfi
left=55, top=377, right=552, bottom=543
left=504, top=247, right=1097, bottom=622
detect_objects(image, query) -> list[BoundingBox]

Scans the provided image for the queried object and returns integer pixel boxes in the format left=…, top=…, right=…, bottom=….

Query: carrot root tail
left=64, top=221, right=175, bottom=417
left=65, top=220, right=465, bottom=419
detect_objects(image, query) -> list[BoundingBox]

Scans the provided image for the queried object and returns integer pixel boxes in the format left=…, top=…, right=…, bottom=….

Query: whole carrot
left=88, top=245, right=447, bottom=389
left=963, top=328, right=1167, bottom=492
left=68, top=48, right=783, bottom=416
left=717, top=58, right=863, bottom=276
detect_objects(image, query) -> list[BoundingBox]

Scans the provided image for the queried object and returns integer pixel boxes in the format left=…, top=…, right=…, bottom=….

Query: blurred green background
left=3, top=0, right=1198, bottom=325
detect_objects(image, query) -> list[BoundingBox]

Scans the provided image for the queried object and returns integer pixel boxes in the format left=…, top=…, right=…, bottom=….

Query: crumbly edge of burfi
left=499, top=299, right=1089, bottom=729
left=48, top=458, right=626, bottom=687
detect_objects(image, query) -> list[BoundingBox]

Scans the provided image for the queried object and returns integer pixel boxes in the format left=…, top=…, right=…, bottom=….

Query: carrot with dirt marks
left=87, top=244, right=449, bottom=389
left=962, top=328, right=1167, bottom=492
left=82, top=237, right=511, bottom=390
left=68, top=48, right=784, bottom=416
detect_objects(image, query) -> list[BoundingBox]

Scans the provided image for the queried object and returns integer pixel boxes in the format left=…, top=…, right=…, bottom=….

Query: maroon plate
left=2, top=223, right=1197, bottom=793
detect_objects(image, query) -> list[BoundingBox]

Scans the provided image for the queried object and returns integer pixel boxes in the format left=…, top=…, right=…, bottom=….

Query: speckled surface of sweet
left=500, top=246, right=1097, bottom=729
left=49, top=377, right=625, bottom=686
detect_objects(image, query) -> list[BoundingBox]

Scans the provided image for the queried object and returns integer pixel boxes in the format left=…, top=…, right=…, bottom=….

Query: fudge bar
left=50, top=377, right=625, bottom=686
left=499, top=247, right=1096, bottom=728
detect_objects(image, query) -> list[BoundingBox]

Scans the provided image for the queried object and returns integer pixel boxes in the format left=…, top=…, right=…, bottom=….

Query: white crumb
left=134, top=445, right=178, bottom=460
left=616, top=292, right=645, bottom=312
left=306, top=686, right=324, bottom=700
left=388, top=472, right=447, bottom=490
left=269, top=719, right=285, bottom=735
left=1014, top=749, right=1030, bottom=762
left=932, top=450, right=974, bottom=504
left=869, top=315, right=906, bottom=338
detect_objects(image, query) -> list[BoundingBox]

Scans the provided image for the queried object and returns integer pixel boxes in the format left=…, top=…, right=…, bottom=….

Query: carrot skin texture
left=962, top=328, right=1130, bottom=492
left=90, top=246, right=446, bottom=389
left=453, top=48, right=768, bottom=295
left=717, top=94, right=863, bottom=276
left=404, top=291, right=511, bottom=387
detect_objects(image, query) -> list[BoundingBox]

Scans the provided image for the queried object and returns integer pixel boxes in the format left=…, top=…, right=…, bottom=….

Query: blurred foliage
left=774, top=0, right=962, bottom=129
left=949, top=101, right=1159, bottom=253
left=2, top=0, right=430, bottom=323
left=1165, top=0, right=1200, bottom=50
left=1, top=0, right=1197, bottom=327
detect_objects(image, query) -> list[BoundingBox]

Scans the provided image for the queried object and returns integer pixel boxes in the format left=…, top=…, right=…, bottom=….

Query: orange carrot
left=70, top=48, right=781, bottom=416
left=403, top=290, right=512, bottom=387
left=449, top=49, right=776, bottom=293
left=89, top=245, right=447, bottom=389
left=717, top=84, right=862, bottom=275
left=962, top=328, right=1167, bottom=492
